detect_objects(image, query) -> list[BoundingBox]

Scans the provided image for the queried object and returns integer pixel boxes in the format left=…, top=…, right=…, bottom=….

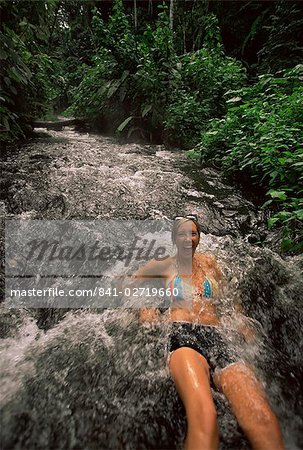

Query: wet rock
left=1, top=128, right=301, bottom=450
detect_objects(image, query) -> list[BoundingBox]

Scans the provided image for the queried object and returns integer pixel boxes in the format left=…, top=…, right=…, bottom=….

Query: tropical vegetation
left=1, top=0, right=302, bottom=252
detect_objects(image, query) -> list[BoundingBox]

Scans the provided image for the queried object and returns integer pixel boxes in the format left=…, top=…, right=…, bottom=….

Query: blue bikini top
left=170, top=274, right=213, bottom=301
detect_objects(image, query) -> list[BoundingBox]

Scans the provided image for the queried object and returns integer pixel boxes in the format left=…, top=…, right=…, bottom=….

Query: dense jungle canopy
left=0, top=0, right=302, bottom=251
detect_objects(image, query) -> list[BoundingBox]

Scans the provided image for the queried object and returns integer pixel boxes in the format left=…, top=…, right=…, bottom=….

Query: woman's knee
left=215, top=363, right=279, bottom=431
left=213, top=360, right=258, bottom=392
left=169, top=347, right=210, bottom=379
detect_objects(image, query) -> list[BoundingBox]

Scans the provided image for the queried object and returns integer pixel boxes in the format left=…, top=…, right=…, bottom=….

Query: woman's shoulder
left=195, top=252, right=222, bottom=280
left=195, top=252, right=217, bottom=267
left=133, top=255, right=174, bottom=278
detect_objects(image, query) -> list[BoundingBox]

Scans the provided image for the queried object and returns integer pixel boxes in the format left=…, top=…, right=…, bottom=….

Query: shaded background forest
left=1, top=0, right=302, bottom=251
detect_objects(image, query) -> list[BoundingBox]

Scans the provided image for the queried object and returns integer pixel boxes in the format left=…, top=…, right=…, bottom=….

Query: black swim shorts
left=168, top=322, right=239, bottom=372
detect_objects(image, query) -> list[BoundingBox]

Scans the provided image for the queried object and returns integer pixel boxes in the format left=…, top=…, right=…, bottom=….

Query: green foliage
left=196, top=65, right=303, bottom=252
left=67, top=49, right=116, bottom=119
left=0, top=0, right=69, bottom=141
left=70, top=3, right=244, bottom=145
left=69, top=2, right=177, bottom=133
left=165, top=90, right=209, bottom=147
left=132, top=5, right=177, bottom=130
left=0, top=22, right=67, bottom=142
left=0, top=25, right=33, bottom=142
left=165, top=45, right=245, bottom=146
left=69, top=2, right=136, bottom=126
left=258, top=1, right=303, bottom=73
left=104, top=0, right=137, bottom=70
left=1, top=0, right=301, bottom=252
left=30, top=53, right=66, bottom=117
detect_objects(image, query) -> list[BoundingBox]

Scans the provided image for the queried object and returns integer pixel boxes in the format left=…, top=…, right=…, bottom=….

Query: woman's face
left=175, top=220, right=200, bottom=259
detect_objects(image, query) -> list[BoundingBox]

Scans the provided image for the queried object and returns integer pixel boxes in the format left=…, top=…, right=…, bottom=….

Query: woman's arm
left=206, top=254, right=256, bottom=342
left=132, top=258, right=169, bottom=324
left=220, top=280, right=256, bottom=343
left=232, top=300, right=256, bottom=343
left=139, top=308, right=161, bottom=323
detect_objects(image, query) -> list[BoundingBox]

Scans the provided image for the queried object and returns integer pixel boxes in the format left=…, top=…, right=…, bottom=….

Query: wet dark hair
left=171, top=216, right=201, bottom=245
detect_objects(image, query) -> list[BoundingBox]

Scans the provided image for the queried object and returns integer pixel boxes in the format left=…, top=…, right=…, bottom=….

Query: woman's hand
left=139, top=308, right=161, bottom=324
left=237, top=320, right=256, bottom=343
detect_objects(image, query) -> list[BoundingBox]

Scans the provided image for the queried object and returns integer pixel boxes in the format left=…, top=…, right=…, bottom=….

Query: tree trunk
left=48, top=0, right=62, bottom=50
left=134, top=0, right=137, bottom=31
left=148, top=0, right=153, bottom=16
left=169, top=0, right=174, bottom=30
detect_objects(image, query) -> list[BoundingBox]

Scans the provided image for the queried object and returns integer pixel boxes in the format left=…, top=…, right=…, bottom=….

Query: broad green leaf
left=296, top=209, right=303, bottom=220
left=226, top=96, right=242, bottom=103
left=142, top=104, right=152, bottom=117
left=97, top=84, right=109, bottom=97
left=3, top=117, right=10, bottom=130
left=281, top=238, right=293, bottom=252
left=277, top=211, right=292, bottom=219
left=268, top=217, right=279, bottom=228
left=120, top=70, right=129, bottom=83
left=185, top=149, right=199, bottom=160
left=107, top=80, right=119, bottom=98
left=261, top=199, right=273, bottom=208
left=0, top=48, right=8, bottom=60
left=268, top=190, right=287, bottom=201
left=117, top=116, right=134, bottom=132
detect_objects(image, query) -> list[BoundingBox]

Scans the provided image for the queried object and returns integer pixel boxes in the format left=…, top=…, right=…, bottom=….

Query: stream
left=1, top=127, right=302, bottom=449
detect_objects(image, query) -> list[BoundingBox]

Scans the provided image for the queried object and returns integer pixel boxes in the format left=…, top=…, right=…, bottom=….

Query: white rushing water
left=1, top=127, right=302, bottom=449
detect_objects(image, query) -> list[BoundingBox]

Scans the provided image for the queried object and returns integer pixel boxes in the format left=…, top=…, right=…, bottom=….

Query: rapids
left=1, top=127, right=302, bottom=449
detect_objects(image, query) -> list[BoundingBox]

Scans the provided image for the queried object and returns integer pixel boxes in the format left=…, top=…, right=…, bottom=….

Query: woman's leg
left=214, top=361, right=285, bottom=450
left=169, top=347, right=219, bottom=450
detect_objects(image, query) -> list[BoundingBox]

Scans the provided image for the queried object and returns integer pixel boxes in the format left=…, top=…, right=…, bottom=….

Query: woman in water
left=134, top=214, right=285, bottom=450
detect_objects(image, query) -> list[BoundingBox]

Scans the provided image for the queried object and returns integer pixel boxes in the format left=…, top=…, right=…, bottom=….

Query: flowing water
left=0, top=128, right=302, bottom=449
